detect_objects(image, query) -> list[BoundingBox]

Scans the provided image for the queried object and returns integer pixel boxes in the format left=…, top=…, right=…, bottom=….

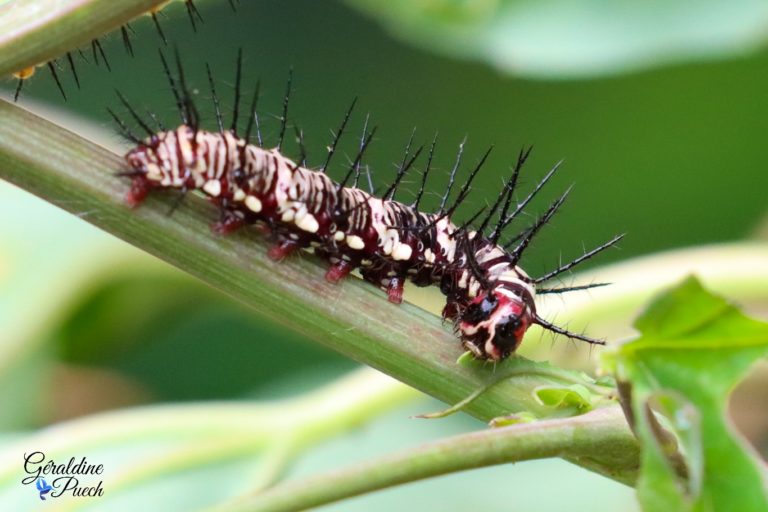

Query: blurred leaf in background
left=604, top=277, right=768, bottom=511
left=347, top=0, right=768, bottom=78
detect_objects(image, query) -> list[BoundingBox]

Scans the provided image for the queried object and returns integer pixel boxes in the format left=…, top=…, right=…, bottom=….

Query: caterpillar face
left=124, top=127, right=201, bottom=206
left=458, top=289, right=533, bottom=361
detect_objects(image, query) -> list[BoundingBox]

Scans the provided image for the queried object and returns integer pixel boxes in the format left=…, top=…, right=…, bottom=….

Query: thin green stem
left=213, top=406, right=638, bottom=512
left=419, top=356, right=615, bottom=419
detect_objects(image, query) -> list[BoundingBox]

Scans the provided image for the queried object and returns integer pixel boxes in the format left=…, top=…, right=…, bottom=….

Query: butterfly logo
left=36, top=478, right=52, bottom=500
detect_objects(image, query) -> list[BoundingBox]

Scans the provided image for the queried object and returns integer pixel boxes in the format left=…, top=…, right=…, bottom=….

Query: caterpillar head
left=458, top=288, right=534, bottom=361
left=123, top=127, right=202, bottom=207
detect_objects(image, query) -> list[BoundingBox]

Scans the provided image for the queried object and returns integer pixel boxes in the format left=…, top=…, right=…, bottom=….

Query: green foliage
left=347, top=0, right=768, bottom=78
left=534, top=384, right=595, bottom=412
left=603, top=277, right=768, bottom=511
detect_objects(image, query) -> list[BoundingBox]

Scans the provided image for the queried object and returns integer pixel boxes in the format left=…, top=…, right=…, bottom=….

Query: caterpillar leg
left=126, top=177, right=151, bottom=208
left=441, top=301, right=459, bottom=321
left=211, top=212, right=245, bottom=235
left=386, top=277, right=404, bottom=304
left=325, top=260, right=353, bottom=283
left=267, top=240, right=300, bottom=261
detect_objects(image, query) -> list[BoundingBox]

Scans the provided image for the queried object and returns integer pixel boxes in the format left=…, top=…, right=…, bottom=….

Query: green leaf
left=534, top=384, right=593, bottom=412
left=604, top=276, right=768, bottom=512
left=346, top=0, right=768, bottom=78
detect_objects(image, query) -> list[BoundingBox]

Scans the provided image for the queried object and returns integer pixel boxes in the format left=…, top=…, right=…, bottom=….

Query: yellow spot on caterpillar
left=245, top=195, right=262, bottom=213
left=458, top=271, right=468, bottom=289
left=296, top=214, right=319, bottom=233
left=346, top=235, right=365, bottom=250
left=146, top=163, right=162, bottom=181
left=203, top=180, right=221, bottom=197
left=233, top=189, right=246, bottom=201
left=334, top=231, right=345, bottom=241
left=392, top=244, right=412, bottom=261
left=383, top=237, right=394, bottom=255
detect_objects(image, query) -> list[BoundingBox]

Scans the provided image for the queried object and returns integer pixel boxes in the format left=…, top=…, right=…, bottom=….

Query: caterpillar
left=113, top=50, right=623, bottom=361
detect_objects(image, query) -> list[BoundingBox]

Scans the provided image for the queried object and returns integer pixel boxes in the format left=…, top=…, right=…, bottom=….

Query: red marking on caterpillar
left=113, top=50, right=623, bottom=361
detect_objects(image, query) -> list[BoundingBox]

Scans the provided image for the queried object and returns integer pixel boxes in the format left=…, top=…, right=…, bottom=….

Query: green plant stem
left=213, top=405, right=638, bottom=512
left=0, top=0, right=168, bottom=77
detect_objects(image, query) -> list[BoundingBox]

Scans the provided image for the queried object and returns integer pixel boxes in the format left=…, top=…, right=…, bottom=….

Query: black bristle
left=364, top=165, right=375, bottom=194
left=91, top=39, right=111, bottom=71
left=47, top=61, right=67, bottom=101
left=185, top=0, right=204, bottom=32
left=384, top=145, right=424, bottom=201
left=121, top=25, right=134, bottom=57
left=230, top=48, right=243, bottom=133
left=452, top=206, right=487, bottom=238
left=534, top=234, right=625, bottom=284
left=508, top=186, right=571, bottom=263
left=461, top=233, right=491, bottom=289
left=205, top=63, right=224, bottom=132
left=13, top=78, right=24, bottom=102
left=352, top=114, right=370, bottom=188
left=497, top=158, right=561, bottom=237
left=322, top=97, right=358, bottom=174
left=66, top=52, right=80, bottom=89
left=294, top=126, right=307, bottom=167
left=489, top=146, right=531, bottom=244
left=159, top=49, right=188, bottom=125
left=537, top=282, right=611, bottom=295
left=172, top=47, right=200, bottom=131
left=443, top=145, right=493, bottom=218
left=438, top=138, right=466, bottom=214
left=383, top=128, right=416, bottom=200
left=277, top=68, right=293, bottom=151
left=116, top=90, right=154, bottom=136
left=152, top=12, right=168, bottom=46
left=475, top=166, right=521, bottom=237
left=412, top=132, right=437, bottom=210
left=534, top=315, right=606, bottom=346
left=146, top=110, right=166, bottom=131
left=339, top=124, right=377, bottom=189
left=107, top=107, right=142, bottom=144
left=244, top=80, right=262, bottom=146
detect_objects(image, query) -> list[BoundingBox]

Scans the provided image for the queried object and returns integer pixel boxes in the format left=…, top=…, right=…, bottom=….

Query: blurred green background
left=1, top=0, right=767, bottom=510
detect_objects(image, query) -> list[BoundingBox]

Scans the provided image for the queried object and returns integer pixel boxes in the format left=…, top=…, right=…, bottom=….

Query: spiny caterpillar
left=113, top=50, right=622, bottom=361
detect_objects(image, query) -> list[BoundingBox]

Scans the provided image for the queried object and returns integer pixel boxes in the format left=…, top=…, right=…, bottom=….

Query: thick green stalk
left=0, top=0, right=168, bottom=77
left=215, top=406, right=638, bottom=512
